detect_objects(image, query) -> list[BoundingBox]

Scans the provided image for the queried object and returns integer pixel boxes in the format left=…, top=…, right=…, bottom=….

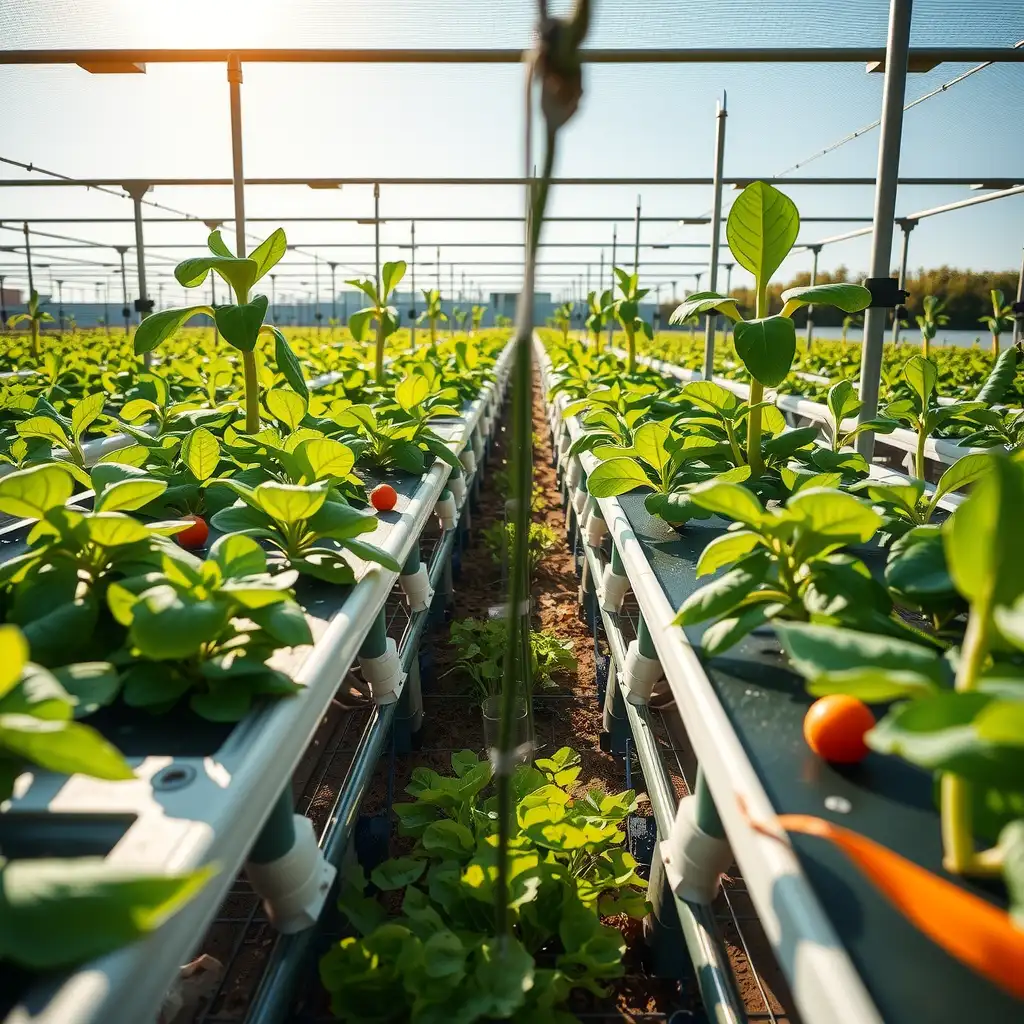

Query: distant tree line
left=659, top=265, right=1019, bottom=331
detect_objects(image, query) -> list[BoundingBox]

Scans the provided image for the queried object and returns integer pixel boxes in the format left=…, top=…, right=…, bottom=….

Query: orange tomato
left=370, top=483, right=398, bottom=512
left=803, top=694, right=875, bottom=763
left=176, top=514, right=209, bottom=550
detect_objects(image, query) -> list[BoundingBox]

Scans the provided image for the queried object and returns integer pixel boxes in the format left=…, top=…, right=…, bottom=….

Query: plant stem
left=374, top=316, right=385, bottom=385
left=941, top=604, right=990, bottom=874
left=242, top=350, right=259, bottom=434
left=746, top=286, right=767, bottom=477
left=915, top=420, right=927, bottom=482
left=624, top=323, right=636, bottom=374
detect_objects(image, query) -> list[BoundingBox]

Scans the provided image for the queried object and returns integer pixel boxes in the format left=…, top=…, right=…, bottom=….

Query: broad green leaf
left=631, top=420, right=672, bottom=476
left=904, top=355, right=938, bottom=409
left=338, top=538, right=402, bottom=572
left=134, top=306, right=213, bottom=355
left=0, top=464, right=73, bottom=519
left=130, top=587, right=231, bottom=660
left=681, top=380, right=740, bottom=415
left=931, top=451, right=993, bottom=506
left=827, top=379, right=860, bottom=426
left=0, top=858, right=215, bottom=970
left=472, top=938, right=535, bottom=1019
left=348, top=309, right=373, bottom=343
left=421, top=820, right=475, bottom=860
left=1001, top=820, right=1024, bottom=928
left=248, top=228, right=287, bottom=281
left=52, top=662, right=121, bottom=718
left=307, top=500, right=378, bottom=538
left=70, top=392, right=105, bottom=442
left=181, top=427, right=221, bottom=482
left=270, top=326, right=309, bottom=400
left=788, top=487, right=882, bottom=543
left=587, top=458, right=651, bottom=497
left=669, top=292, right=743, bottom=325
left=214, top=294, right=268, bottom=353
left=943, top=455, right=1024, bottom=608
left=395, top=374, right=430, bottom=412
left=688, top=480, right=765, bottom=526
left=702, top=602, right=779, bottom=656
left=780, top=283, right=872, bottom=316
left=370, top=856, right=426, bottom=891
left=254, top=481, right=328, bottom=524
left=95, top=478, right=167, bottom=514
left=381, top=260, right=407, bottom=299
left=726, top=181, right=800, bottom=293
left=0, top=626, right=28, bottom=698
left=207, top=230, right=233, bottom=258
left=16, top=415, right=70, bottom=448
left=673, top=555, right=769, bottom=627
left=175, top=255, right=258, bottom=298
left=248, top=601, right=313, bottom=647
left=695, top=530, right=761, bottom=577
left=807, top=667, right=939, bottom=701
left=85, top=513, right=150, bottom=547
left=0, top=714, right=133, bottom=780
left=301, top=438, right=355, bottom=481
left=733, top=316, right=797, bottom=388
left=266, top=388, right=308, bottom=431
left=210, top=533, right=267, bottom=577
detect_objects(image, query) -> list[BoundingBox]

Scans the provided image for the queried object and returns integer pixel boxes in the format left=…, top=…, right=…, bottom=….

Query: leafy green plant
left=470, top=304, right=486, bottom=334
left=552, top=300, right=575, bottom=346
left=7, top=290, right=54, bottom=359
left=482, top=520, right=558, bottom=577
left=820, top=379, right=899, bottom=455
left=449, top=617, right=577, bottom=699
left=348, top=261, right=408, bottom=386
left=585, top=289, right=612, bottom=353
left=915, top=295, right=949, bottom=359
left=417, top=288, right=448, bottom=354
left=13, top=391, right=107, bottom=486
left=978, top=288, right=1014, bottom=357
left=670, top=181, right=872, bottom=477
left=320, top=748, right=645, bottom=1023
left=134, top=228, right=302, bottom=435
left=611, top=269, right=653, bottom=375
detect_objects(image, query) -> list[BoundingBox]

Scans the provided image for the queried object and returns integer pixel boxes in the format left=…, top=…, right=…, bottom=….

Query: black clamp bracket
left=121, top=306, right=132, bottom=318
left=134, top=298, right=155, bottom=314
left=864, top=277, right=910, bottom=310
left=408, top=308, right=417, bottom=321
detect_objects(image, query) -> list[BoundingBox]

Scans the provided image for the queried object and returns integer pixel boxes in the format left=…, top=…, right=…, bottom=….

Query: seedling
left=612, top=269, right=653, bottom=374
left=348, top=261, right=407, bottom=385
left=585, top=289, right=613, bottom=352
left=417, top=288, right=447, bottom=354
left=915, top=295, right=949, bottom=359
left=978, top=288, right=1015, bottom=357
left=6, top=289, right=54, bottom=359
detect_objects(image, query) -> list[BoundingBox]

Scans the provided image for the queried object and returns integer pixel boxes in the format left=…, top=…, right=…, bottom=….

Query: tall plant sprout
left=493, top=0, right=590, bottom=942
left=979, top=288, right=1014, bottom=357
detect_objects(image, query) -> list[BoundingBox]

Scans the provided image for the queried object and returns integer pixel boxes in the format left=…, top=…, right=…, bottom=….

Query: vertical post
left=805, top=244, right=821, bottom=353
left=607, top=225, right=617, bottom=349
left=633, top=195, right=641, bottom=273
left=269, top=274, right=276, bottom=319
left=313, top=256, right=321, bottom=334
left=702, top=93, right=728, bottom=381
left=855, top=0, right=913, bottom=460
left=436, top=245, right=441, bottom=291
left=117, top=247, right=130, bottom=335
left=102, top=280, right=110, bottom=335
left=56, top=280, right=64, bottom=340
left=0, top=275, right=6, bottom=328
left=410, top=220, right=417, bottom=349
left=129, top=187, right=152, bottom=366
left=450, top=263, right=455, bottom=337
left=891, top=219, right=915, bottom=347
left=22, top=222, right=34, bottom=297
left=1014, top=247, right=1024, bottom=348
left=328, top=263, right=337, bottom=332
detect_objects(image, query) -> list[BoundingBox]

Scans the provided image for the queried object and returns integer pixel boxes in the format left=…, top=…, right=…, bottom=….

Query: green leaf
left=134, top=306, right=213, bottom=355
left=1000, top=820, right=1024, bottom=928
left=673, top=555, right=769, bottom=627
left=726, top=181, right=800, bottom=294
left=214, top=294, right=268, bottom=353
left=0, top=858, right=215, bottom=970
left=338, top=538, right=402, bottom=572
left=371, top=856, right=426, bottom=891
left=265, top=387, right=308, bottom=431
left=733, top=316, right=797, bottom=388
left=248, top=227, right=287, bottom=282
left=255, top=481, right=328, bottom=524
left=931, top=451, right=992, bottom=507
left=472, top=937, right=535, bottom=1019
left=130, top=587, right=231, bottom=660
left=381, top=260, right=407, bottom=299
left=175, top=255, right=259, bottom=298
left=780, top=283, right=872, bottom=316
left=687, top=480, right=765, bottom=526
left=348, top=309, right=373, bottom=343
left=181, top=427, right=221, bottom=482
left=271, top=326, right=309, bottom=400
left=631, top=420, right=672, bottom=476
left=0, top=626, right=28, bottom=698
left=695, top=530, right=762, bottom=578
left=207, top=230, right=233, bottom=258
left=396, top=374, right=430, bottom=413
left=16, top=415, right=70, bottom=448
left=210, top=533, right=267, bottom=576
left=0, top=714, right=133, bottom=780
left=85, top=513, right=150, bottom=547
left=301, top=438, right=355, bottom=481
left=306, top=500, right=377, bottom=538
left=71, top=392, right=105, bottom=442
left=827, top=379, right=861, bottom=426
left=904, top=355, right=938, bottom=409
left=788, top=487, right=882, bottom=543
left=95, top=477, right=167, bottom=514
left=702, top=602, right=778, bottom=656
left=586, top=458, right=651, bottom=497
left=943, top=455, right=1024, bottom=608
left=248, top=601, right=313, bottom=647
left=669, top=292, right=743, bottom=324
left=681, top=380, right=741, bottom=416
left=0, top=464, right=73, bottom=519
left=51, top=662, right=121, bottom=718
left=421, top=820, right=475, bottom=860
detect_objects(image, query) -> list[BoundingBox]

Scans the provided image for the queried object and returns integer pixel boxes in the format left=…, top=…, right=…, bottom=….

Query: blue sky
left=0, top=1, right=1021, bottom=305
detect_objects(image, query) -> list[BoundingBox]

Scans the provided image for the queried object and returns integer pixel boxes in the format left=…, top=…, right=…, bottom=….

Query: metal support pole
left=702, top=93, right=727, bottom=381
left=410, top=220, right=416, bottom=349
left=56, top=279, right=64, bottom=339
left=116, top=246, right=129, bottom=334
left=607, top=226, right=617, bottom=348
left=228, top=56, right=247, bottom=259
left=856, top=0, right=913, bottom=461
left=314, top=256, right=321, bottom=333
left=128, top=186, right=152, bottom=365
left=0, top=275, right=6, bottom=328
left=269, top=273, right=275, bottom=320
left=891, top=220, right=914, bottom=347
left=436, top=245, right=441, bottom=290
left=805, top=244, right=821, bottom=353
left=1014, top=247, right=1024, bottom=348
left=328, top=263, right=337, bottom=332
left=724, top=263, right=734, bottom=343
left=633, top=195, right=641, bottom=272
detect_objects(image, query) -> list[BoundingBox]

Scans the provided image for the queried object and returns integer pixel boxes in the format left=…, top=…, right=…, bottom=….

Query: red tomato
left=803, top=694, right=875, bottom=764
left=176, top=514, right=209, bottom=550
left=370, top=483, right=398, bottom=512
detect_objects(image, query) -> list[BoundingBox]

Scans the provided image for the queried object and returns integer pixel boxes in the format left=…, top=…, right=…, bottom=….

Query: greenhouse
left=0, top=2, right=1022, bottom=1023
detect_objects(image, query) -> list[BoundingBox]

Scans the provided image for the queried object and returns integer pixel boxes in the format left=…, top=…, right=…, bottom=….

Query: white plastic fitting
left=471, top=430, right=485, bottom=463
left=245, top=815, right=336, bottom=934
left=400, top=563, right=434, bottom=612
left=448, top=473, right=467, bottom=504
left=556, top=430, right=570, bottom=470
left=584, top=509, right=608, bottom=547
left=599, top=564, right=631, bottom=612
left=572, top=483, right=588, bottom=517
left=621, top=639, right=663, bottom=704
left=358, top=638, right=405, bottom=704
left=660, top=795, right=733, bottom=904
left=435, top=492, right=458, bottom=530
left=565, top=456, right=582, bottom=491
left=460, top=448, right=477, bottom=476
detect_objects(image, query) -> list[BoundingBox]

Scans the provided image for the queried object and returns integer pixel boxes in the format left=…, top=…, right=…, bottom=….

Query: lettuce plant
left=417, top=288, right=447, bottom=354
left=348, top=261, right=407, bottom=384
left=978, top=288, right=1014, bottom=357
left=612, top=269, right=653, bottom=374
left=585, top=289, right=612, bottom=353
left=14, top=391, right=107, bottom=487
left=670, top=181, right=872, bottom=477
left=552, top=299, right=575, bottom=345
left=133, top=229, right=305, bottom=435
left=6, top=289, right=54, bottom=359
left=320, top=748, right=645, bottom=1023
left=915, top=295, right=949, bottom=359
